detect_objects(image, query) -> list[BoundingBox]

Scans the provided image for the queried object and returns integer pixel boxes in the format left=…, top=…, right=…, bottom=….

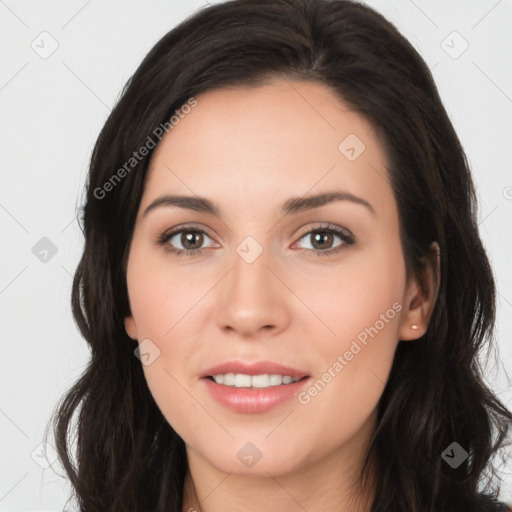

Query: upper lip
left=200, top=360, right=309, bottom=379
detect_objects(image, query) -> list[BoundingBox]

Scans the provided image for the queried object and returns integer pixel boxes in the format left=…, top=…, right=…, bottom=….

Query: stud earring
left=411, top=324, right=419, bottom=330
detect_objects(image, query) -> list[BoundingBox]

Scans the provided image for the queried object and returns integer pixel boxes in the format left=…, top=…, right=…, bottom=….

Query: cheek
left=299, top=241, right=405, bottom=357
left=126, top=246, right=207, bottom=421
left=126, top=243, right=200, bottom=338
left=294, top=247, right=405, bottom=443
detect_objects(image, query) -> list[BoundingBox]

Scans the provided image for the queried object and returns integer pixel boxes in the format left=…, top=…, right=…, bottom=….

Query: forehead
left=142, top=79, right=393, bottom=219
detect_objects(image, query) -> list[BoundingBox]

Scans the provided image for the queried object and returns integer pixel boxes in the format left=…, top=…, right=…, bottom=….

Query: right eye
left=158, top=225, right=217, bottom=256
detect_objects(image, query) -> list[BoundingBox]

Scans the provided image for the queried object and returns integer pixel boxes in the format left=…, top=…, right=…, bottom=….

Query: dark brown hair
left=45, top=0, right=512, bottom=510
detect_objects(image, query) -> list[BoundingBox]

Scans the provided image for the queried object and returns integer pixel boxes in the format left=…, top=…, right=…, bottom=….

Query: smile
left=208, top=373, right=304, bottom=388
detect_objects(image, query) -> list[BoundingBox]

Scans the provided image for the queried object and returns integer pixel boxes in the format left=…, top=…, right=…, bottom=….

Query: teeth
left=234, top=374, right=252, bottom=387
left=269, top=374, right=283, bottom=386
left=212, top=373, right=301, bottom=388
left=223, top=373, right=235, bottom=386
left=252, top=374, right=270, bottom=388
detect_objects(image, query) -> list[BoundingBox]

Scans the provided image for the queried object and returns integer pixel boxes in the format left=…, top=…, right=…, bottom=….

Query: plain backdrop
left=1, top=0, right=511, bottom=510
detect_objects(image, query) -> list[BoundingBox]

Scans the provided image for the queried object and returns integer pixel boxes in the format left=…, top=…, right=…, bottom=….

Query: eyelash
left=156, top=223, right=355, bottom=258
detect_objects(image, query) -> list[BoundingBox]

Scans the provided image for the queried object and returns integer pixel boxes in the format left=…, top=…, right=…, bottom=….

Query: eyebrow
left=142, top=190, right=376, bottom=218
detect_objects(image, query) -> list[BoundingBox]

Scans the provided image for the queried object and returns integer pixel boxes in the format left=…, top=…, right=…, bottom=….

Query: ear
left=398, top=242, right=440, bottom=341
left=124, top=315, right=138, bottom=340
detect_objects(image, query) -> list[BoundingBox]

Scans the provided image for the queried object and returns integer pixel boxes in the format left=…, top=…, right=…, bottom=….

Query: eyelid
left=160, top=222, right=215, bottom=238
left=294, top=222, right=353, bottom=241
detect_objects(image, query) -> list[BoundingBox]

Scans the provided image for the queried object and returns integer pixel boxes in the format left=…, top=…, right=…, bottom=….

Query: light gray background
left=1, top=0, right=511, bottom=510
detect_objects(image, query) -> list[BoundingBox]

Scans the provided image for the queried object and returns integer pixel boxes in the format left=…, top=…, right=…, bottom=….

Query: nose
left=216, top=248, right=291, bottom=338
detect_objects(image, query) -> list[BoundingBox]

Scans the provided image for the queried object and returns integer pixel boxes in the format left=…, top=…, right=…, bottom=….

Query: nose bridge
left=216, top=233, right=290, bottom=335
left=230, top=235, right=276, bottom=304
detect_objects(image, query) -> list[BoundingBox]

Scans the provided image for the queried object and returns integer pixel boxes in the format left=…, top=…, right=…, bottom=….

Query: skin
left=124, top=79, right=438, bottom=512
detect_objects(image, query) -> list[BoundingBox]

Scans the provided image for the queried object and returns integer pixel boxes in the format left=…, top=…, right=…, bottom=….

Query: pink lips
left=200, top=360, right=310, bottom=414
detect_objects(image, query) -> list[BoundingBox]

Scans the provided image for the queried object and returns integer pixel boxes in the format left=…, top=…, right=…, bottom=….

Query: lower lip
left=202, top=377, right=310, bottom=413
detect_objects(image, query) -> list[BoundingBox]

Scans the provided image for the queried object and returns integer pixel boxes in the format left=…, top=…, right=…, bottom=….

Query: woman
left=46, top=0, right=512, bottom=510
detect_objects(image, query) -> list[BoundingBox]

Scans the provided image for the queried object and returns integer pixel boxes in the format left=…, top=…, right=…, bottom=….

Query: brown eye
left=295, top=225, right=354, bottom=255
left=178, top=231, right=204, bottom=251
left=309, top=231, right=335, bottom=250
left=158, top=226, right=216, bottom=256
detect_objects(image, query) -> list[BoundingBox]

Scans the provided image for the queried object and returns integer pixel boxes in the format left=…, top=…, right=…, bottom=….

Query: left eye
left=295, top=228, right=350, bottom=252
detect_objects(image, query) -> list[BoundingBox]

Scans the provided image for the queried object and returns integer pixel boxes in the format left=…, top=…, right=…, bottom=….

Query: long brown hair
left=45, top=1, right=512, bottom=510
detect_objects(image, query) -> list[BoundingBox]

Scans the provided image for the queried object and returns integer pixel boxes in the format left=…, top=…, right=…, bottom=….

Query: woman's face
left=124, top=79, right=426, bottom=479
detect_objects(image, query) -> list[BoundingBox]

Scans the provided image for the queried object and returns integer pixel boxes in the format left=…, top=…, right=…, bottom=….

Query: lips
left=200, top=360, right=312, bottom=413
left=203, top=376, right=310, bottom=413
left=200, top=360, right=310, bottom=379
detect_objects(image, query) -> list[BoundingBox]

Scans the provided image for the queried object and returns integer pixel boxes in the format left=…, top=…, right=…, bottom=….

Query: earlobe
left=398, top=281, right=426, bottom=341
left=399, top=241, right=440, bottom=341
left=124, top=316, right=137, bottom=340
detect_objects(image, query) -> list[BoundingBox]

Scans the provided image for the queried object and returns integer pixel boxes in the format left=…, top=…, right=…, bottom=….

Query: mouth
left=200, top=360, right=311, bottom=413
left=204, top=373, right=309, bottom=389
left=200, top=360, right=310, bottom=383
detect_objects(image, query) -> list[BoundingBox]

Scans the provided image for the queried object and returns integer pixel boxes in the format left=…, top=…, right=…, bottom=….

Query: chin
left=191, top=439, right=308, bottom=477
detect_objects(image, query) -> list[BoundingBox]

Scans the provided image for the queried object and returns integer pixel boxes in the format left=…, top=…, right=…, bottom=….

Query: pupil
left=183, top=232, right=202, bottom=250
left=313, top=232, right=332, bottom=249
